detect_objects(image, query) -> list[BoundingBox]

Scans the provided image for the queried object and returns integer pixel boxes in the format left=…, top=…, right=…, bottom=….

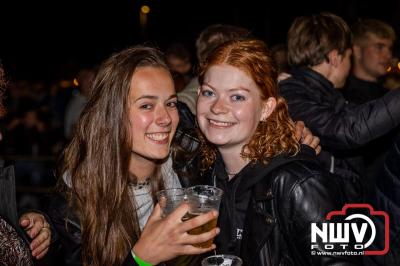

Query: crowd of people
left=1, top=11, right=400, bottom=266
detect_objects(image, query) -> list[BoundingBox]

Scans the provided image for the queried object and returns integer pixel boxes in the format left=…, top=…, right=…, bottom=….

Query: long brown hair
left=198, top=39, right=299, bottom=168
left=60, top=46, right=168, bottom=266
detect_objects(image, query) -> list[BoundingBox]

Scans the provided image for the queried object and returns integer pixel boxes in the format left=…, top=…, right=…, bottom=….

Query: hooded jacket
left=211, top=146, right=361, bottom=266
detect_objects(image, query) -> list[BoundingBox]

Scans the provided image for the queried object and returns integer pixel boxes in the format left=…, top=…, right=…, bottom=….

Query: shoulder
left=48, top=192, right=81, bottom=232
left=279, top=75, right=308, bottom=92
left=272, top=159, right=345, bottom=223
left=272, top=158, right=331, bottom=189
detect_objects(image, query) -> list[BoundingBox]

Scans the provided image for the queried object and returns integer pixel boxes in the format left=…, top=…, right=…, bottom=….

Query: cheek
left=130, top=112, right=153, bottom=137
left=196, top=99, right=209, bottom=118
left=234, top=104, right=261, bottom=124
left=196, top=98, right=206, bottom=114
left=171, top=111, right=180, bottom=130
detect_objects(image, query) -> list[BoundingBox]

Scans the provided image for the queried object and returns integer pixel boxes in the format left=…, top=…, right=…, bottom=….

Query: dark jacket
left=210, top=146, right=361, bottom=266
left=367, top=136, right=400, bottom=265
left=279, top=67, right=400, bottom=193
left=47, top=193, right=138, bottom=266
left=342, top=74, right=388, bottom=105
left=342, top=74, right=398, bottom=195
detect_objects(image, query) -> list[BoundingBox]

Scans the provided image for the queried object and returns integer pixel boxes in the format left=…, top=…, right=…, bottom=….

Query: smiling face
left=128, top=66, right=179, bottom=161
left=196, top=64, right=275, bottom=153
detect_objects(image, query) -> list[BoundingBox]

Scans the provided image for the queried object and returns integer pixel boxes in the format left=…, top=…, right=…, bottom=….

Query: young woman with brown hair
left=49, top=46, right=219, bottom=266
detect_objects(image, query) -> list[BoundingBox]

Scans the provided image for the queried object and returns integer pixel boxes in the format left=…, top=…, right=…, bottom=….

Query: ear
left=260, top=97, right=277, bottom=121
left=327, top=49, right=340, bottom=67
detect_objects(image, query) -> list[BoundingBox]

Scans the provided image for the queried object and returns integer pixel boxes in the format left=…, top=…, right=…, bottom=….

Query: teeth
left=146, top=133, right=169, bottom=141
left=209, top=119, right=234, bottom=127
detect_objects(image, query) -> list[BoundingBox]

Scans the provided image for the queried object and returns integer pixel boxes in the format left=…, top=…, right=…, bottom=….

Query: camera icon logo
left=311, top=204, right=389, bottom=255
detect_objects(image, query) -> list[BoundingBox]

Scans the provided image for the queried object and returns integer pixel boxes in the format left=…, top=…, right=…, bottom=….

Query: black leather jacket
left=209, top=146, right=361, bottom=266
left=279, top=67, right=400, bottom=192
left=279, top=68, right=400, bottom=150
left=48, top=192, right=138, bottom=266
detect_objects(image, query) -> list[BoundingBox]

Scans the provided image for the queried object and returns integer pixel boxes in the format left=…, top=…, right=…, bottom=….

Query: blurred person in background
left=280, top=12, right=400, bottom=197
left=343, top=19, right=396, bottom=103
left=64, top=68, right=96, bottom=140
left=342, top=19, right=398, bottom=193
left=271, top=43, right=290, bottom=74
left=178, top=24, right=251, bottom=114
left=165, top=42, right=193, bottom=93
left=0, top=62, right=52, bottom=264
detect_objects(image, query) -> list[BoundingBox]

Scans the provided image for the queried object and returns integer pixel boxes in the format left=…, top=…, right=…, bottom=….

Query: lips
left=208, top=119, right=235, bottom=128
left=146, top=132, right=170, bottom=143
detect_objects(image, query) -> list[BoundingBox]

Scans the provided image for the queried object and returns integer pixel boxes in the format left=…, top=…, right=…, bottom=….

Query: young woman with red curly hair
left=196, top=39, right=361, bottom=265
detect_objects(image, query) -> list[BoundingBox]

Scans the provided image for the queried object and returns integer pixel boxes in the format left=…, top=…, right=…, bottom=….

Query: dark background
left=1, top=0, right=399, bottom=81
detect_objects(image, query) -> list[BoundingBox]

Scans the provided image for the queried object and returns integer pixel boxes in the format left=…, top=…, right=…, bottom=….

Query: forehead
left=204, top=64, right=258, bottom=91
left=364, top=33, right=393, bottom=46
left=129, top=66, right=174, bottom=97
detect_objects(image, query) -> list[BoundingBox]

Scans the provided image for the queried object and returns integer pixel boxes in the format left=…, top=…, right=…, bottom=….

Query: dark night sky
left=1, top=0, right=399, bottom=81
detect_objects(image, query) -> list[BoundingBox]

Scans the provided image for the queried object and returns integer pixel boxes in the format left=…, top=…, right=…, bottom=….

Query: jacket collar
left=291, top=66, right=334, bottom=89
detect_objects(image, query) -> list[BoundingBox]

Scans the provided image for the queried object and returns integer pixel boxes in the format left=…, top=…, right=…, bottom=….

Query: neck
left=129, top=153, right=157, bottom=183
left=311, top=63, right=335, bottom=84
left=218, top=146, right=248, bottom=181
left=352, top=66, right=378, bottom=83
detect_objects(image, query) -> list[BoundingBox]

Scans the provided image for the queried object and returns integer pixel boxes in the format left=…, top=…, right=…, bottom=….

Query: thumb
left=19, top=217, right=31, bottom=228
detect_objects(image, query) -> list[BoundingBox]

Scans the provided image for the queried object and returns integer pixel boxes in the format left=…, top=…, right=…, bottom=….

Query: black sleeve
left=122, top=251, right=139, bottom=266
left=281, top=83, right=400, bottom=150
left=47, top=193, right=83, bottom=266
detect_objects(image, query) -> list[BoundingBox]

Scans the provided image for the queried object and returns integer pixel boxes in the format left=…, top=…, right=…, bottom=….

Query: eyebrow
left=135, top=94, right=178, bottom=102
left=202, top=82, right=250, bottom=92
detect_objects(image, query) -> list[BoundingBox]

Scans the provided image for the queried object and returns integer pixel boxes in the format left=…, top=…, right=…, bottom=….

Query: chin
left=152, top=151, right=170, bottom=160
left=205, top=136, right=230, bottom=146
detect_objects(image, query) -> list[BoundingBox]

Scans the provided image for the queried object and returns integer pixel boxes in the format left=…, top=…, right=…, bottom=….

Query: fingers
left=31, top=227, right=51, bottom=258
left=29, top=220, right=49, bottom=239
left=20, top=213, right=47, bottom=239
left=35, top=247, right=49, bottom=260
left=20, top=218, right=31, bottom=228
left=315, top=145, right=322, bottom=155
left=185, top=226, right=220, bottom=245
left=294, top=121, right=305, bottom=141
left=309, top=136, right=320, bottom=149
left=168, top=203, right=190, bottom=222
left=180, top=243, right=216, bottom=255
left=180, top=210, right=218, bottom=233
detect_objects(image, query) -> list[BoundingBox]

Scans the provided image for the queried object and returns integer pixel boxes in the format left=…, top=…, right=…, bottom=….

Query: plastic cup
left=201, top=254, right=243, bottom=266
left=156, top=188, right=186, bottom=217
left=184, top=185, right=223, bottom=248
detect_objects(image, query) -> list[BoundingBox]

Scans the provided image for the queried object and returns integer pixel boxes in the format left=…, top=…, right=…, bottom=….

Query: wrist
left=132, top=246, right=155, bottom=266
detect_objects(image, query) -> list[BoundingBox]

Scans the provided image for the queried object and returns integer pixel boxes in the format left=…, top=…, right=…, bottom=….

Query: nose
left=155, top=106, right=172, bottom=127
left=211, top=97, right=228, bottom=114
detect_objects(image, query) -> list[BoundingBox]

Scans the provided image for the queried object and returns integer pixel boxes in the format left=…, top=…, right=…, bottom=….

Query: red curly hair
left=198, top=39, right=299, bottom=168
